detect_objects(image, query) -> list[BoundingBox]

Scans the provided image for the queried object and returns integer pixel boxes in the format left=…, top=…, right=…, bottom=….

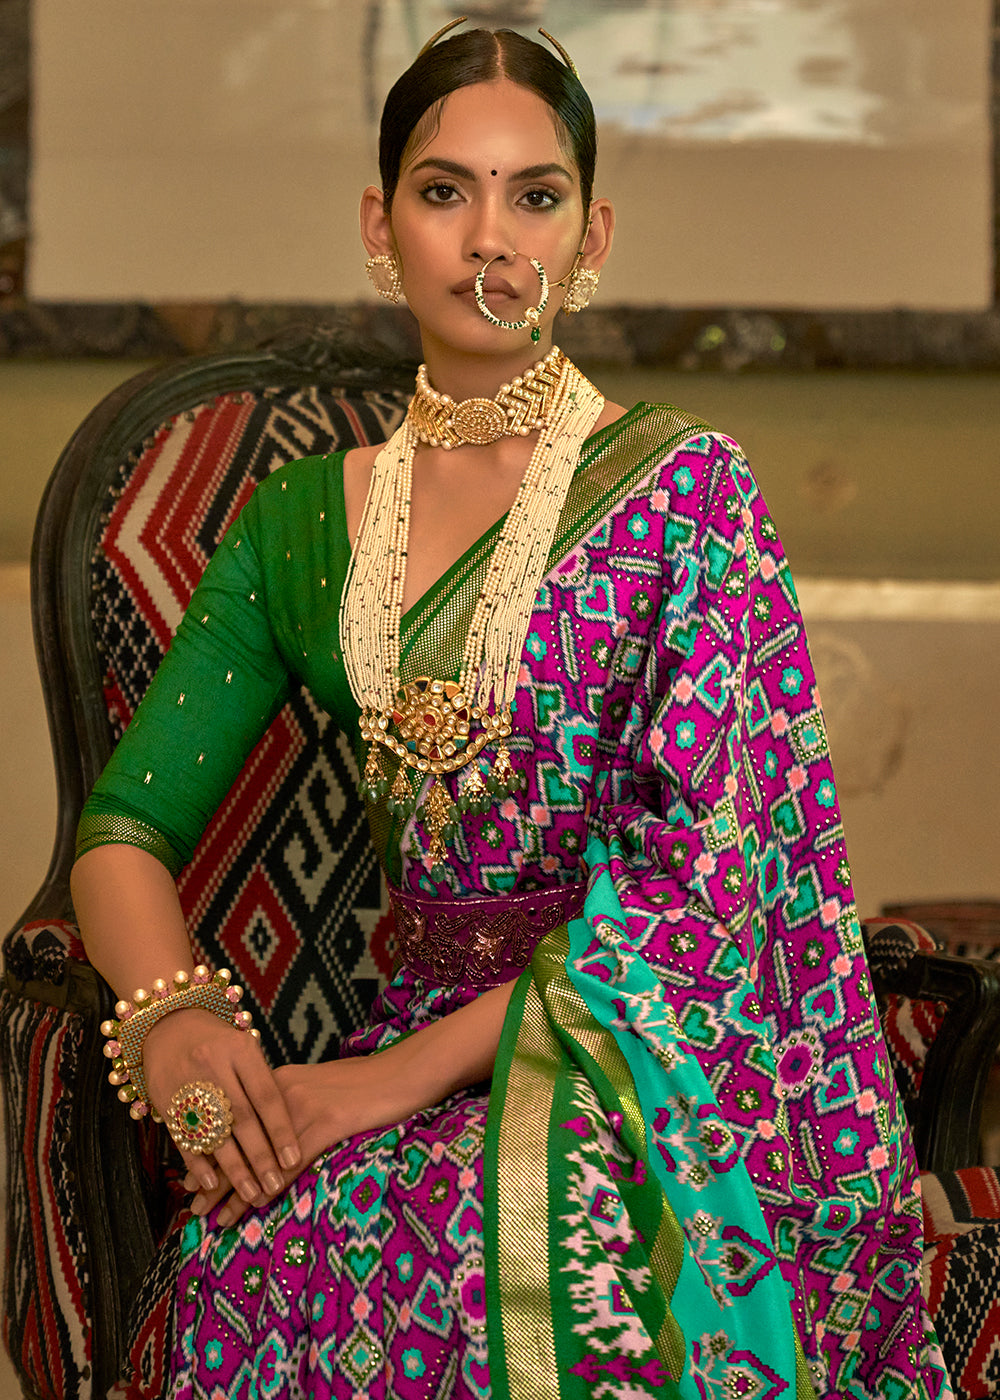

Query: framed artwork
left=2, top=0, right=998, bottom=363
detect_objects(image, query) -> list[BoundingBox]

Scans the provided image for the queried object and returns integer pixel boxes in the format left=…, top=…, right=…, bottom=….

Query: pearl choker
left=406, top=346, right=566, bottom=449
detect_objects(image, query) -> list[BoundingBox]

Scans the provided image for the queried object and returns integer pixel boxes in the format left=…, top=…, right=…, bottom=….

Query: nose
left=464, top=191, right=516, bottom=266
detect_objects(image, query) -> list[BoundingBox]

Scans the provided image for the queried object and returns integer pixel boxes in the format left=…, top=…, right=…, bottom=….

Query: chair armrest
left=867, top=922, right=1000, bottom=1173
left=2, top=918, right=165, bottom=1399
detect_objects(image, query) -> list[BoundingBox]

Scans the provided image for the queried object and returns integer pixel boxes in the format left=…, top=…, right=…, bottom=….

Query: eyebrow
left=408, top=158, right=574, bottom=183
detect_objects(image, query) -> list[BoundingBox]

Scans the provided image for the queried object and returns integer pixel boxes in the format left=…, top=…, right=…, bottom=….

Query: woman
left=72, top=23, right=950, bottom=1400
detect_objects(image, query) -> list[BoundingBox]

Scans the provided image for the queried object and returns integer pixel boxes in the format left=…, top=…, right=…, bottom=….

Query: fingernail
left=217, top=1207, right=233, bottom=1228
left=279, top=1147, right=300, bottom=1170
left=238, top=1180, right=259, bottom=1203
left=202, top=1170, right=218, bottom=1191
left=263, top=1171, right=282, bottom=1195
left=191, top=1196, right=207, bottom=1216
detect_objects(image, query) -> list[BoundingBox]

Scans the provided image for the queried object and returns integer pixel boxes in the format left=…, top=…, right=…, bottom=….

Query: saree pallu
left=86, top=405, right=950, bottom=1398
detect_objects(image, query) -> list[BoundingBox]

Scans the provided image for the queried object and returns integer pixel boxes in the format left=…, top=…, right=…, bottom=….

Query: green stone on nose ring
left=474, top=254, right=549, bottom=343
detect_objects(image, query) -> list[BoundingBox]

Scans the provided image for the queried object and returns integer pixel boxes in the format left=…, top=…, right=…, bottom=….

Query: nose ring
left=474, top=254, right=549, bottom=343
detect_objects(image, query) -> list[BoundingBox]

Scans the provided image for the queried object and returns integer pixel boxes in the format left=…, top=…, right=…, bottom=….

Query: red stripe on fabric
left=23, top=1009, right=84, bottom=1389
left=957, top=1166, right=1000, bottom=1219
left=178, top=707, right=304, bottom=930
left=340, top=400, right=369, bottom=447
left=103, top=427, right=175, bottom=651
left=140, top=401, right=254, bottom=630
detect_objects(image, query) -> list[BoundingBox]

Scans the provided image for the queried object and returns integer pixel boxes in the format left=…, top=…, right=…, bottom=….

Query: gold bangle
left=100, top=965, right=259, bottom=1120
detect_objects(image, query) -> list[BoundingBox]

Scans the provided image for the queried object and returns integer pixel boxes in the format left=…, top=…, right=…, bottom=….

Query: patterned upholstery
left=2, top=353, right=409, bottom=1399
left=865, top=917, right=944, bottom=1114
left=921, top=1169, right=1000, bottom=1400
left=865, top=918, right=1000, bottom=1400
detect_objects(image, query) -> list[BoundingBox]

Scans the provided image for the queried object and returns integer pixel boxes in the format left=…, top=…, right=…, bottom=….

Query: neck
left=418, top=333, right=558, bottom=401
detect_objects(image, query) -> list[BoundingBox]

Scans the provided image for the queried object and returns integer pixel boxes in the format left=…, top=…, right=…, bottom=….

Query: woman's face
left=384, top=79, right=592, bottom=357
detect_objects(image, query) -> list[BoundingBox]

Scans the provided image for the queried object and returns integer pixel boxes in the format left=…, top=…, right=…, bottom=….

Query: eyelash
left=419, top=182, right=561, bottom=210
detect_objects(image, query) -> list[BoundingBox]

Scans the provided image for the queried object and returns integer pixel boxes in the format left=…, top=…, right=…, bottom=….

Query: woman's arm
left=71, top=845, right=302, bottom=1201
left=191, top=978, right=516, bottom=1225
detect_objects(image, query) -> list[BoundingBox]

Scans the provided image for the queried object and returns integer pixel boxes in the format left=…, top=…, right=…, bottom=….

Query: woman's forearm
left=380, top=980, right=516, bottom=1116
left=71, top=844, right=194, bottom=1000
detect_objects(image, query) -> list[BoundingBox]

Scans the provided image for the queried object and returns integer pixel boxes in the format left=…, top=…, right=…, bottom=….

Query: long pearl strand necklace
left=340, top=348, right=605, bottom=874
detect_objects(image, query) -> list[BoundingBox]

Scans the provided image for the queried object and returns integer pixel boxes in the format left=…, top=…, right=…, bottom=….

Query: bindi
left=491, top=169, right=498, bottom=177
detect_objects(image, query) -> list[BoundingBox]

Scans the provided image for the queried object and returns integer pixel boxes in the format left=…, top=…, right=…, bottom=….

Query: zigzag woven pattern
left=91, top=385, right=407, bottom=1066
left=921, top=1168, right=1000, bottom=1400
left=0, top=989, right=91, bottom=1399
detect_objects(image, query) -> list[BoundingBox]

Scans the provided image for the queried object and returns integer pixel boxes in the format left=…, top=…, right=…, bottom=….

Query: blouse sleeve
left=76, top=493, right=294, bottom=875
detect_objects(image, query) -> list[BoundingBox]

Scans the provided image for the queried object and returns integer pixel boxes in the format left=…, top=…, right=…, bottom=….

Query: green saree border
left=398, top=401, right=711, bottom=665
left=486, top=925, right=690, bottom=1399
left=485, top=965, right=561, bottom=1400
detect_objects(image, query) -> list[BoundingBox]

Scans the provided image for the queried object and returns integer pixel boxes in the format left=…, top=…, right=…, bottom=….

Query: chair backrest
left=29, top=326, right=412, bottom=1061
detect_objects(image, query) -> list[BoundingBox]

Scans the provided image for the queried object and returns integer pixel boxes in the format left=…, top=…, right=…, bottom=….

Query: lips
left=452, top=274, right=517, bottom=298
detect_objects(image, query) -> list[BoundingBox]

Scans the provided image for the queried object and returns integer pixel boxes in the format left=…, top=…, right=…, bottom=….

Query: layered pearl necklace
left=340, top=348, right=605, bottom=874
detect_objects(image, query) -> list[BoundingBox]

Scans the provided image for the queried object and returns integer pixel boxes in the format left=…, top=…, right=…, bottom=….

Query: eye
left=520, top=188, right=560, bottom=210
left=421, top=182, right=461, bottom=205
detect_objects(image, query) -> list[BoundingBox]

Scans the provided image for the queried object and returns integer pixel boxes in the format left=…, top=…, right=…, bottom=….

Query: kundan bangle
left=101, top=965, right=259, bottom=1120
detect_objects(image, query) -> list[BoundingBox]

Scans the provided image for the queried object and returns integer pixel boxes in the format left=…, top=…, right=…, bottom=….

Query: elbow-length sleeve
left=77, top=491, right=294, bottom=875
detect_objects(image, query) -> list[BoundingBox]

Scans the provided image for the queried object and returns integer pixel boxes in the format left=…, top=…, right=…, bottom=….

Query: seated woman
left=71, top=21, right=951, bottom=1400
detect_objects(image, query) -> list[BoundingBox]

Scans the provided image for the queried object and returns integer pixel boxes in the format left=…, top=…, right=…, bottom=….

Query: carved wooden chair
left=1, top=327, right=412, bottom=1398
left=2, top=334, right=999, bottom=1399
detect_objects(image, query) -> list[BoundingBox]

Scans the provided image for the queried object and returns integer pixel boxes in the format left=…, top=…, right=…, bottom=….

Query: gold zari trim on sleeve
left=75, top=811, right=184, bottom=877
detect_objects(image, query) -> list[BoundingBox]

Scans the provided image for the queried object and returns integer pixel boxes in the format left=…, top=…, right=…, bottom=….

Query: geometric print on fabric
left=921, top=1171, right=1000, bottom=1400
left=120, top=1223, right=182, bottom=1398
left=171, top=1056, right=492, bottom=1400
left=0, top=989, right=91, bottom=1400
left=90, top=384, right=407, bottom=1067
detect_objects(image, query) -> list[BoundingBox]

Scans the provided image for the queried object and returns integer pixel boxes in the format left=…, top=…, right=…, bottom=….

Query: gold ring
left=166, top=1081, right=234, bottom=1155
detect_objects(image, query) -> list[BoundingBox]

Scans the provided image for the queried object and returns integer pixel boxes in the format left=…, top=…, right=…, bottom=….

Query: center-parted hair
left=379, top=28, right=597, bottom=214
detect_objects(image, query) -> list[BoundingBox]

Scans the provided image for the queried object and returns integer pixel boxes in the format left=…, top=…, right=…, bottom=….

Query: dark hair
left=379, top=28, right=597, bottom=214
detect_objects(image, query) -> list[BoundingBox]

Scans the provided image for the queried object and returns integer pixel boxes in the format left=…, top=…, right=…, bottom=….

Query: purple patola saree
left=85, top=403, right=950, bottom=1399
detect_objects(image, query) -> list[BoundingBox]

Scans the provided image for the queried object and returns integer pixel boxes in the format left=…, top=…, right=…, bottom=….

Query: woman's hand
left=186, top=1055, right=402, bottom=1225
left=142, top=1007, right=301, bottom=1207
left=183, top=979, right=516, bottom=1225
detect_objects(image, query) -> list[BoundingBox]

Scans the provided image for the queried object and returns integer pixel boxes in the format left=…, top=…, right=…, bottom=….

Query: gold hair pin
left=415, top=17, right=580, bottom=80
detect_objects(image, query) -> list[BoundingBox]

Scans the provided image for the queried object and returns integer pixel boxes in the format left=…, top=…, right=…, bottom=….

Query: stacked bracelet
left=100, top=965, right=259, bottom=1120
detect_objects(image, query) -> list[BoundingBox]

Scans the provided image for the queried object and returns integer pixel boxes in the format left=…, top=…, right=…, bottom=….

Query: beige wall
left=30, top=0, right=993, bottom=307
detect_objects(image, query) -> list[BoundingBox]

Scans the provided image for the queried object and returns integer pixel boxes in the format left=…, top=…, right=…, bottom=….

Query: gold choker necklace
left=407, top=346, right=565, bottom=449
left=341, top=350, right=605, bottom=876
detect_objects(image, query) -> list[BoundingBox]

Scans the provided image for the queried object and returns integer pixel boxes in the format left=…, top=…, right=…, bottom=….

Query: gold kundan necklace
left=340, top=347, right=605, bottom=876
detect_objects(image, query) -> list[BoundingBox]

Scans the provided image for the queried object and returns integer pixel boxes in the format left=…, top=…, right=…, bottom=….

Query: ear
left=360, top=185, right=396, bottom=259
left=580, top=196, right=615, bottom=272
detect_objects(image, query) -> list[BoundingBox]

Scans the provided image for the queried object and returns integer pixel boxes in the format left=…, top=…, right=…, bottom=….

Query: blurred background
left=1, top=0, right=998, bottom=965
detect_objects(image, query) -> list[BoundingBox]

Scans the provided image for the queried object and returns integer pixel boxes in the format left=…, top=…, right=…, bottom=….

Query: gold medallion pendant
left=359, top=678, right=521, bottom=876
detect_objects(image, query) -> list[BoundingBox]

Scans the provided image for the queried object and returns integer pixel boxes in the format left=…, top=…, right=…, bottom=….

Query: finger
left=216, top=1189, right=257, bottom=1228
left=177, top=1145, right=219, bottom=1194
left=190, top=1180, right=230, bottom=1217
left=235, top=1053, right=302, bottom=1174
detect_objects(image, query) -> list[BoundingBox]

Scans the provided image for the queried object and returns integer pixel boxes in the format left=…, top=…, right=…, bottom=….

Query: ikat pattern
left=163, top=420, right=948, bottom=1398
left=171, top=974, right=492, bottom=1400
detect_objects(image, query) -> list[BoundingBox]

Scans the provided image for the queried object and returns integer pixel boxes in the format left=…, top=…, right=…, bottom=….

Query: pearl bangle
left=101, top=965, right=259, bottom=1120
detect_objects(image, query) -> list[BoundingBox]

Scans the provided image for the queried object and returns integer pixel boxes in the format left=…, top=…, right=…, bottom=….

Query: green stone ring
left=166, top=1080, right=234, bottom=1155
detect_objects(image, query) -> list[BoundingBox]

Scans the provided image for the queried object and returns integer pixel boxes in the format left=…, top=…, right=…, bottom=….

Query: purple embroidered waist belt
left=388, top=883, right=587, bottom=987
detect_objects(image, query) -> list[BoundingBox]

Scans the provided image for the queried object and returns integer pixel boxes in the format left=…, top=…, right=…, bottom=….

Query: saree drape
left=79, top=406, right=950, bottom=1400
